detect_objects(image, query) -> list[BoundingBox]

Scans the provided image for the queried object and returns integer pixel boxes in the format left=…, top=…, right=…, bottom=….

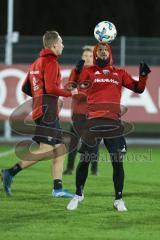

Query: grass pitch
left=0, top=144, right=160, bottom=240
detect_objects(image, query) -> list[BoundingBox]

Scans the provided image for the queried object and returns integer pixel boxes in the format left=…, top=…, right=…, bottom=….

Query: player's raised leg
left=1, top=143, right=54, bottom=196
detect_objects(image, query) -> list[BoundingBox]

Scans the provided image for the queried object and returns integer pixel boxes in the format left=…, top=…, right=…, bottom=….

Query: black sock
left=53, top=179, right=62, bottom=190
left=8, top=163, right=22, bottom=176
left=76, top=186, right=83, bottom=196
left=115, top=191, right=122, bottom=200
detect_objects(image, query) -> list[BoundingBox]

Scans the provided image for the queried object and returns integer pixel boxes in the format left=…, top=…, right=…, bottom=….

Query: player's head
left=93, top=43, right=113, bottom=67
left=81, top=46, right=93, bottom=66
left=43, top=31, right=64, bottom=56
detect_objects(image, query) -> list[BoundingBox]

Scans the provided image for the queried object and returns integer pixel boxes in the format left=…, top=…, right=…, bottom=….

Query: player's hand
left=75, top=59, right=85, bottom=74
left=71, top=91, right=86, bottom=100
left=71, top=88, right=78, bottom=96
left=139, top=62, right=151, bottom=76
left=58, top=98, right=63, bottom=112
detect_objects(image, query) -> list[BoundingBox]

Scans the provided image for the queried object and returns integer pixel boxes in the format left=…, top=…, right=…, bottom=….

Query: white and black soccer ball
left=94, top=21, right=117, bottom=43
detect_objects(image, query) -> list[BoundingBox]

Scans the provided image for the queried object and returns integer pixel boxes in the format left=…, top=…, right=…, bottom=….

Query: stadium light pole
left=120, top=36, right=126, bottom=67
left=4, top=0, right=14, bottom=141
left=5, top=0, right=14, bottom=65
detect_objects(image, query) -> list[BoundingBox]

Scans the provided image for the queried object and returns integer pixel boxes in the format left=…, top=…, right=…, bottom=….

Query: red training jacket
left=75, top=43, right=148, bottom=119
left=79, top=64, right=148, bottom=119
left=22, top=49, right=71, bottom=120
left=68, top=67, right=88, bottom=115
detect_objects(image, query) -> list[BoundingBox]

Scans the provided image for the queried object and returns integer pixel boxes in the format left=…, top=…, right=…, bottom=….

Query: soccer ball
left=94, top=21, right=117, bottom=43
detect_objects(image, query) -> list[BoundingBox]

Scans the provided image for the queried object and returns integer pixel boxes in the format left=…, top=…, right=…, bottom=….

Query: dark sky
left=1, top=0, right=160, bottom=37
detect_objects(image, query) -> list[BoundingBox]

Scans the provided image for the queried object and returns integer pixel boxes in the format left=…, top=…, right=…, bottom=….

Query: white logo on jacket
left=32, top=77, right=39, bottom=91
left=102, top=70, right=110, bottom=74
left=30, top=70, right=40, bottom=75
left=94, top=78, right=119, bottom=85
left=113, top=72, right=118, bottom=76
left=95, top=71, right=101, bottom=75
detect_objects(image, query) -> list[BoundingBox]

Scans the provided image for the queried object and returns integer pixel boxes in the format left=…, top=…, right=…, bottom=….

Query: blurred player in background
left=63, top=46, right=99, bottom=176
left=1, top=31, right=76, bottom=198
left=67, top=42, right=151, bottom=211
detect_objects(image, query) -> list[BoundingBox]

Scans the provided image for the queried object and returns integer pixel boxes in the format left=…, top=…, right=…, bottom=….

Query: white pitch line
left=0, top=149, right=14, bottom=158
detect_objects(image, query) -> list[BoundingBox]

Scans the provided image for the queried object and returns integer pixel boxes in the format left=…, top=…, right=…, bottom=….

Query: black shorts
left=72, top=113, right=87, bottom=138
left=79, top=117, right=127, bottom=154
left=32, top=116, right=63, bottom=146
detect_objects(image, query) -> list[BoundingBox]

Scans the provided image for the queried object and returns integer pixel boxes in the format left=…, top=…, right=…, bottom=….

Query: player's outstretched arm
left=122, top=62, right=151, bottom=93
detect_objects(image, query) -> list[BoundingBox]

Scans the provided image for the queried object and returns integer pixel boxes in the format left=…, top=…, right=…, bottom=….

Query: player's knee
left=52, top=143, right=67, bottom=159
left=39, top=143, right=54, bottom=152
left=110, top=151, right=125, bottom=164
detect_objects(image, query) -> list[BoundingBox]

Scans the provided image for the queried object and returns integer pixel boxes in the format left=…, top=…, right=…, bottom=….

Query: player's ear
left=51, top=40, right=57, bottom=49
left=52, top=43, right=56, bottom=49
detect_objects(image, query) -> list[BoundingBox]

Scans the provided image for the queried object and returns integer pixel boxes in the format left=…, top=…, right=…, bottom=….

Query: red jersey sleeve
left=67, top=67, right=90, bottom=95
left=121, top=69, right=148, bottom=93
left=68, top=69, right=79, bottom=83
left=22, top=72, right=32, bottom=96
left=44, top=61, right=71, bottom=97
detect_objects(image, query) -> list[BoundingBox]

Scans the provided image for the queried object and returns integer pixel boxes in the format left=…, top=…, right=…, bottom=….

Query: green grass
left=0, top=145, right=160, bottom=240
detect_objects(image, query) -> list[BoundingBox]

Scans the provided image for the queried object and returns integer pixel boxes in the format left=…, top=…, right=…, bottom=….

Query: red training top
left=76, top=43, right=148, bottom=119
left=22, top=49, right=71, bottom=120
